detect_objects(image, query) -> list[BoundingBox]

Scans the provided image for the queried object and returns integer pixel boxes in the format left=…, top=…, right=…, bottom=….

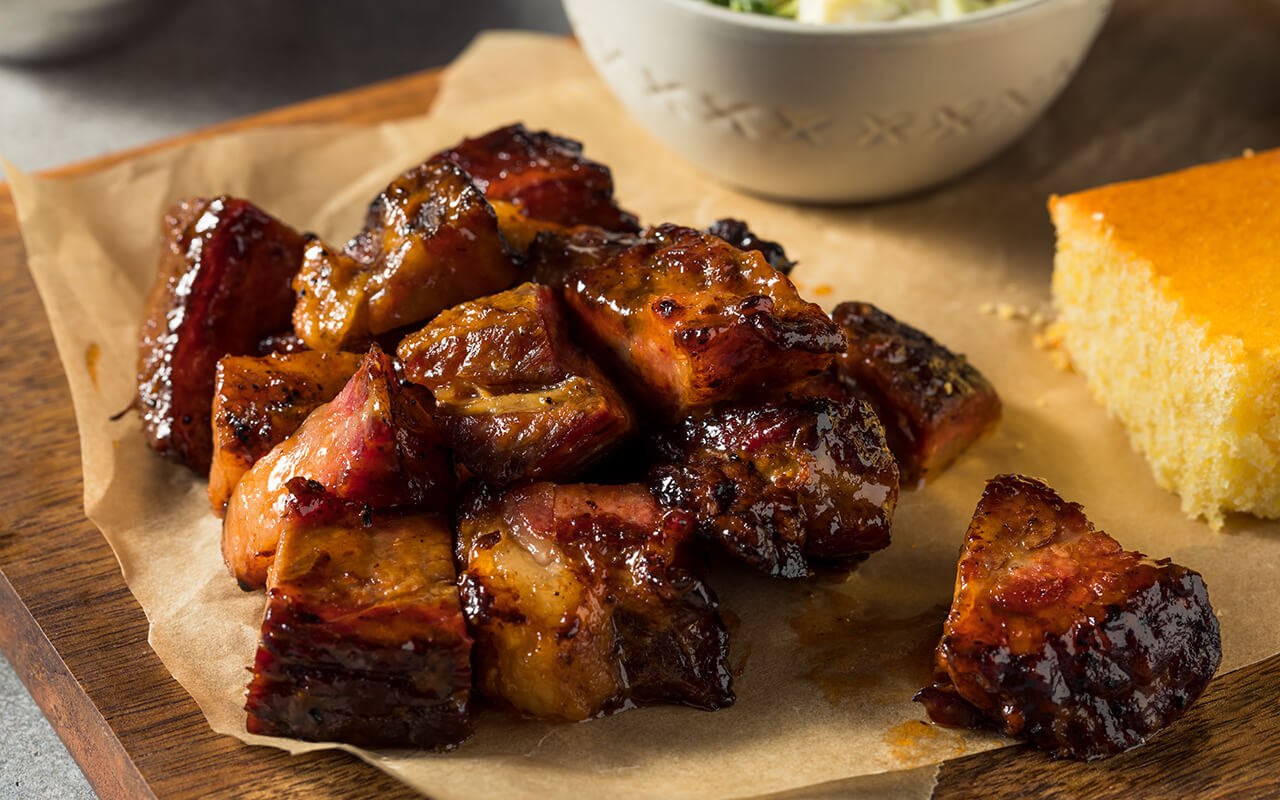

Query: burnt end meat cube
left=291, top=158, right=522, bottom=352
left=650, top=397, right=899, bottom=578
left=456, top=482, right=733, bottom=721
left=566, top=225, right=846, bottom=419
left=208, top=351, right=364, bottom=517
left=397, top=283, right=634, bottom=485
left=246, top=479, right=471, bottom=749
left=914, top=474, right=1221, bottom=760
left=436, top=123, right=640, bottom=233
left=832, top=301, right=1000, bottom=487
left=526, top=226, right=649, bottom=289
left=222, top=345, right=453, bottom=590
left=705, top=218, right=796, bottom=275
left=136, top=197, right=305, bottom=473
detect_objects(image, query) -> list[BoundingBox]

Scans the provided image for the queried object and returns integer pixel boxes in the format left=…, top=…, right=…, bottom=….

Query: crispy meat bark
left=437, top=123, right=639, bottom=232
left=456, top=482, right=733, bottom=721
left=526, top=225, right=649, bottom=289
left=566, top=225, right=846, bottom=419
left=832, top=301, right=1000, bottom=487
left=705, top=218, right=795, bottom=275
left=208, top=351, right=364, bottom=517
left=222, top=345, right=453, bottom=590
left=397, top=283, right=634, bottom=485
left=915, top=474, right=1221, bottom=760
left=526, top=218, right=791, bottom=291
left=245, top=479, right=471, bottom=748
left=291, top=157, right=521, bottom=351
left=650, top=397, right=899, bottom=578
left=136, top=197, right=305, bottom=472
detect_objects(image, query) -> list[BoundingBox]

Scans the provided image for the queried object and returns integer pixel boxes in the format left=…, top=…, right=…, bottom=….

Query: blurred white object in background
left=564, top=0, right=1113, bottom=203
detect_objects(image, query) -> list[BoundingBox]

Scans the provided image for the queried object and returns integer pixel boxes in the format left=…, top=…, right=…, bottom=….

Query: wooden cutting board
left=1, top=55, right=1277, bottom=800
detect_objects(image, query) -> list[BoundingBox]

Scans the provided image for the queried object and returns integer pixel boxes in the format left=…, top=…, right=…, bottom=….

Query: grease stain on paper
left=885, top=720, right=967, bottom=763
left=788, top=585, right=946, bottom=707
left=85, top=342, right=101, bottom=389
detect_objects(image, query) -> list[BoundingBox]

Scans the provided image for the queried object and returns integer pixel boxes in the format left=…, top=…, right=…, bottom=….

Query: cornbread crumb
left=1050, top=149, right=1280, bottom=529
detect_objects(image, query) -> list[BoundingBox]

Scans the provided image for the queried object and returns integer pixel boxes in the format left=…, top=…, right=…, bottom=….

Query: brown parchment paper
left=9, top=6, right=1280, bottom=797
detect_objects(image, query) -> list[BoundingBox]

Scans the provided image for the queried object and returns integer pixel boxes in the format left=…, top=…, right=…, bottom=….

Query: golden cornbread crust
left=1050, top=149, right=1280, bottom=529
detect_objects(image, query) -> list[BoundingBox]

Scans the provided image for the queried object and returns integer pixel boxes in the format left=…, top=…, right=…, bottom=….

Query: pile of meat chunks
left=134, top=125, right=1002, bottom=749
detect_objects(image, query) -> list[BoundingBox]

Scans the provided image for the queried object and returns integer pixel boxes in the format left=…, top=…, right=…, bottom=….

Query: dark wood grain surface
left=2, top=25, right=1279, bottom=800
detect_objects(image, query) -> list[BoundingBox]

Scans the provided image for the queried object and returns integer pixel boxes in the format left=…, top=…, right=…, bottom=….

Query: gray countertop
left=0, top=3, right=568, bottom=797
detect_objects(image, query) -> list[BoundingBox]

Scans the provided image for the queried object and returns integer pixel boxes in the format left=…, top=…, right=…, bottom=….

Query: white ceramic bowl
left=563, top=0, right=1112, bottom=203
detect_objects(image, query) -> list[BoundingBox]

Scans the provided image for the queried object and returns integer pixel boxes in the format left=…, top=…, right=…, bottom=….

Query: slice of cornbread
left=1050, top=149, right=1280, bottom=529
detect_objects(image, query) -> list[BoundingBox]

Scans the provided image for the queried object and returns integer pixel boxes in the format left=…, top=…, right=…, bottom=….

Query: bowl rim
left=656, top=0, right=1073, bottom=36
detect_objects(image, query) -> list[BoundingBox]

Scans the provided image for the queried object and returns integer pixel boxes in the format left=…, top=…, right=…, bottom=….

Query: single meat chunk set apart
left=916, top=475, right=1221, bottom=760
left=131, top=122, right=1215, bottom=761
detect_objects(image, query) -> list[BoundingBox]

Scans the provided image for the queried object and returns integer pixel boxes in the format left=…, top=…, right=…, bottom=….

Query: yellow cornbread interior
left=1050, top=149, right=1280, bottom=529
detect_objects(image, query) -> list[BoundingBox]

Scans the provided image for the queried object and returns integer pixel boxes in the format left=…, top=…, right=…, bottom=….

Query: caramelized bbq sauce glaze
left=916, top=475, right=1220, bottom=760
left=397, top=282, right=634, bottom=486
left=565, top=224, right=845, bottom=421
left=246, top=479, right=472, bottom=749
left=136, top=197, right=305, bottom=472
left=208, top=350, right=364, bottom=517
left=437, top=123, right=641, bottom=234
left=292, top=158, right=522, bottom=352
left=649, top=397, right=899, bottom=579
left=222, top=346, right=453, bottom=590
left=456, top=481, right=733, bottom=721
left=831, top=302, right=1001, bottom=488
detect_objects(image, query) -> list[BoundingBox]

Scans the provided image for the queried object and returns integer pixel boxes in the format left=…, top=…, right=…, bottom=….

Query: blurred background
left=0, top=0, right=569, bottom=179
left=0, top=2, right=566, bottom=796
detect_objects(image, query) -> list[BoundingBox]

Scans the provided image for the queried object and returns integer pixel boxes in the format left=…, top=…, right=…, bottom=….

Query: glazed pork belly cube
left=456, top=482, right=733, bottom=721
left=832, top=301, right=1001, bottom=487
left=915, top=474, right=1221, bottom=760
left=246, top=479, right=471, bottom=748
left=705, top=218, right=796, bottom=275
left=136, top=197, right=305, bottom=472
left=526, top=218, right=791, bottom=289
left=222, top=345, right=453, bottom=590
left=650, top=397, right=899, bottom=578
left=291, top=157, right=521, bottom=352
left=436, top=123, right=640, bottom=233
left=566, top=225, right=846, bottom=419
left=208, top=351, right=364, bottom=516
left=397, top=283, right=634, bottom=485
